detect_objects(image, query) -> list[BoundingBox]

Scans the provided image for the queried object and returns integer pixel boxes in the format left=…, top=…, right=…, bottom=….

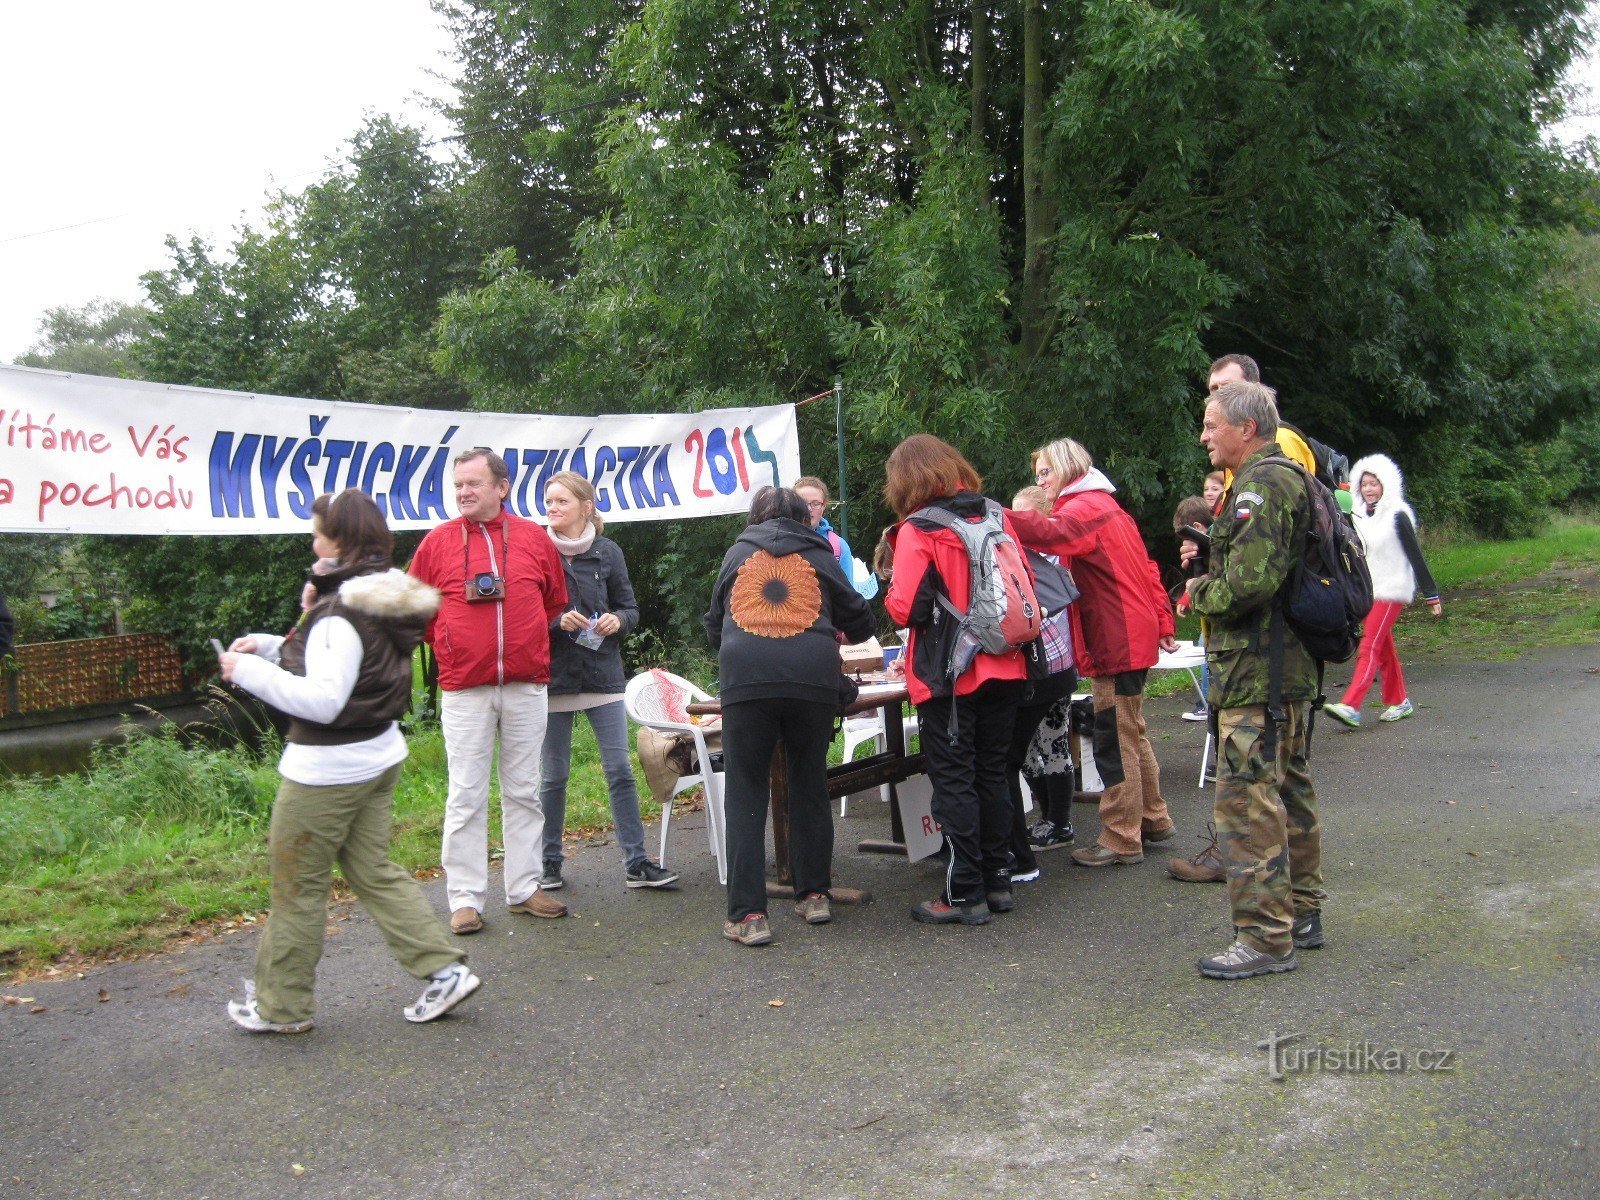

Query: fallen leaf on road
left=1467, top=851, right=1481, bottom=857
left=97, top=989, right=110, bottom=1003
left=29, top=1006, right=47, bottom=1014
left=166, top=984, right=191, bottom=998
left=291, top=1163, right=306, bottom=1177
left=847, top=1113, right=887, bottom=1130
left=1, top=996, right=36, bottom=1005
left=768, top=998, right=785, bottom=1007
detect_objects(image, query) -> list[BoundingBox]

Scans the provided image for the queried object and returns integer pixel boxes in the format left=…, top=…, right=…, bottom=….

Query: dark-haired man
left=409, top=449, right=569, bottom=934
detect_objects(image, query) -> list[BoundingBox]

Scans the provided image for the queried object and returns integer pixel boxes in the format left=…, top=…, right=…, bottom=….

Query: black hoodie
left=703, top=517, right=877, bottom=708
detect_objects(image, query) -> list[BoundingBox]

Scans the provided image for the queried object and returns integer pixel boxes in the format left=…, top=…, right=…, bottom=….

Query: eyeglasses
left=1034, top=465, right=1053, bottom=481
left=807, top=500, right=827, bottom=511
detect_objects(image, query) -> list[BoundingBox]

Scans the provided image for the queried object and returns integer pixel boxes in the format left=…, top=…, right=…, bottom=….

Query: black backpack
left=1282, top=421, right=1351, bottom=492
left=1254, top=455, right=1373, bottom=664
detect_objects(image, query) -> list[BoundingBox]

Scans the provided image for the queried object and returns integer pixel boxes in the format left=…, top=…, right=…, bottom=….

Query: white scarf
left=548, top=522, right=597, bottom=557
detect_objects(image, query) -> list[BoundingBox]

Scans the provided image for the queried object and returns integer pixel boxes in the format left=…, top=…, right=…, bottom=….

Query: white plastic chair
left=838, top=709, right=920, bottom=816
left=624, top=670, right=727, bottom=884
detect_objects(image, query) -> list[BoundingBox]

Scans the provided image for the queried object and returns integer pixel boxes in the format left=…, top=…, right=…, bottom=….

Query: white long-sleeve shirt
left=231, top=618, right=407, bottom=787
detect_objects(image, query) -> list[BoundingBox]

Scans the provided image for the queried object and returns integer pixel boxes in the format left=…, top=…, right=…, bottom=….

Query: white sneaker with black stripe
left=405, top=962, right=481, bottom=1023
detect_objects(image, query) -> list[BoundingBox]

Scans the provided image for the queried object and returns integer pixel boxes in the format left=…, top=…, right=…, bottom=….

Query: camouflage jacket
left=1191, top=443, right=1317, bottom=708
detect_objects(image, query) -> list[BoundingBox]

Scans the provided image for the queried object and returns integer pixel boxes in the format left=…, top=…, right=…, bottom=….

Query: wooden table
left=686, top=681, right=923, bottom=904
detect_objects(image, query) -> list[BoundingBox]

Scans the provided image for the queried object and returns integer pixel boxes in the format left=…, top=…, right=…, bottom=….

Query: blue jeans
left=539, top=700, right=649, bottom=870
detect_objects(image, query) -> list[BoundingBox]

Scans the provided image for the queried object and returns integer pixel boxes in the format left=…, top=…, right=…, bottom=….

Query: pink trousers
left=1341, top=599, right=1407, bottom=709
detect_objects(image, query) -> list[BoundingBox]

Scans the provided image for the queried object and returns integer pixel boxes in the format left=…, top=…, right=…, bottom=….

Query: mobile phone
left=210, top=638, right=227, bottom=656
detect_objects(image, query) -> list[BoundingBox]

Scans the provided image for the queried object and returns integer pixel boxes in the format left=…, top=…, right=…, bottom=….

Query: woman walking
left=538, top=471, right=677, bottom=890
left=219, top=489, right=478, bottom=1033
left=704, top=486, right=876, bottom=946
left=1323, top=453, right=1442, bottom=727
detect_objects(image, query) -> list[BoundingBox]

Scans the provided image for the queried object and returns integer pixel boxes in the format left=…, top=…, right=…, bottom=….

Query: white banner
left=0, top=365, right=800, bottom=535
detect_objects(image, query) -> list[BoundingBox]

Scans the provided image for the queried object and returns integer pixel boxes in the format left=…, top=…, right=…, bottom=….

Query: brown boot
left=508, top=890, right=568, bottom=919
left=1168, top=823, right=1226, bottom=883
left=450, top=907, right=483, bottom=934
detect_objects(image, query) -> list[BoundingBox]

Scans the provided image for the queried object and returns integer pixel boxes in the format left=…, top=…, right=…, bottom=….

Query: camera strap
left=462, top=520, right=509, bottom=587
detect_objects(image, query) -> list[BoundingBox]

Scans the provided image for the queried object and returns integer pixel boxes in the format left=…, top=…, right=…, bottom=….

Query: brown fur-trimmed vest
left=278, top=563, right=440, bottom=746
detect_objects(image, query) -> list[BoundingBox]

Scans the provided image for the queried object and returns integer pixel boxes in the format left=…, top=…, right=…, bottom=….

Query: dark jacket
left=1191, top=442, right=1316, bottom=708
left=703, top=517, right=876, bottom=708
left=546, top=536, right=639, bottom=696
left=279, top=560, right=440, bottom=746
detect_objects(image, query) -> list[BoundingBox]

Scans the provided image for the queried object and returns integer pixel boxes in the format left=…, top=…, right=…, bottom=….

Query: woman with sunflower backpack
left=703, top=486, right=877, bottom=946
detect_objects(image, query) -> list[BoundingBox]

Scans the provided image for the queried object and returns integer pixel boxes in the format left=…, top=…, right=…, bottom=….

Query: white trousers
left=440, top=682, right=548, bottom=910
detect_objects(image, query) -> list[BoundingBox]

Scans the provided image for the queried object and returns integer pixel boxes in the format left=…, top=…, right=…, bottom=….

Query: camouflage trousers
left=1214, top=703, right=1326, bottom=956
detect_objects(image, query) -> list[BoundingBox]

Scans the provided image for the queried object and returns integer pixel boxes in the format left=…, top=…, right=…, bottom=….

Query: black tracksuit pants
left=722, top=696, right=838, bottom=923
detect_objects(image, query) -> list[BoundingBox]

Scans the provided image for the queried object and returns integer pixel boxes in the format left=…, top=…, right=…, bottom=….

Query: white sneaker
left=226, top=980, right=314, bottom=1034
left=405, top=962, right=481, bottom=1023
left=1322, top=702, right=1360, bottom=728
left=1379, top=699, right=1415, bottom=722
left=1011, top=867, right=1042, bottom=884
left=1181, top=703, right=1209, bottom=723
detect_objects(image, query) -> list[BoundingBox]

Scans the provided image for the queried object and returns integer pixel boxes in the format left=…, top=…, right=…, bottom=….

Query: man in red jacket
left=409, top=449, right=569, bottom=934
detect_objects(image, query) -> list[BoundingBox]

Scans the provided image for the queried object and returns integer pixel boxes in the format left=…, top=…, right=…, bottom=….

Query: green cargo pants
left=1214, top=703, right=1326, bottom=956
left=255, top=764, right=462, bottom=1024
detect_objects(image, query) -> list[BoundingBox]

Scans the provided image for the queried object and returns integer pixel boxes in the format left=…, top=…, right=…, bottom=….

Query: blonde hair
left=1012, top=485, right=1049, bottom=512
left=793, top=475, right=829, bottom=501
left=546, top=470, right=602, bottom=535
left=1033, top=438, right=1095, bottom=490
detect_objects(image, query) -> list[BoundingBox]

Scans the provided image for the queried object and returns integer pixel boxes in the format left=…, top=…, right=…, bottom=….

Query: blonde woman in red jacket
left=1006, top=438, right=1179, bottom=867
left=883, top=435, right=1030, bottom=926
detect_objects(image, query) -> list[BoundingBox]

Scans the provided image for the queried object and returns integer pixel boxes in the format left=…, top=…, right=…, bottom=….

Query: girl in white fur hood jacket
left=1324, top=454, right=1442, bottom=727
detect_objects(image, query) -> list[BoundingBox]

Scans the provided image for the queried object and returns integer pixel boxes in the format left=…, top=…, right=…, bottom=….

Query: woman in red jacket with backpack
left=1006, top=437, right=1179, bottom=867
left=883, top=435, right=1030, bottom=926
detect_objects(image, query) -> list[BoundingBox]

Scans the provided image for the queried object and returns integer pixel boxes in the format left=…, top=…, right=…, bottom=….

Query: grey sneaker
left=1292, top=910, right=1325, bottom=949
left=1379, top=699, right=1414, bottom=722
left=538, top=862, right=564, bottom=890
left=226, top=981, right=313, bottom=1034
left=625, top=860, right=680, bottom=889
left=1198, top=939, right=1297, bottom=979
left=404, top=962, right=482, bottom=1023
left=723, top=914, right=774, bottom=945
left=795, top=892, right=832, bottom=924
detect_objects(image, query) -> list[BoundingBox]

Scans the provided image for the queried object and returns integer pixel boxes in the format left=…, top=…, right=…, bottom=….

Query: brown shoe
left=1168, top=823, right=1227, bottom=883
left=508, top=890, right=568, bottom=919
left=1142, top=824, right=1177, bottom=845
left=1071, top=843, right=1144, bottom=867
left=450, top=907, right=483, bottom=935
left=723, top=914, right=774, bottom=945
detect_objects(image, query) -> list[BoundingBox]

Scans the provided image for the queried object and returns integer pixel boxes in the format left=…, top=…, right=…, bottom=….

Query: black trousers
left=721, top=696, right=838, bottom=923
left=1005, top=670, right=1078, bottom=874
left=918, top=678, right=1026, bottom=904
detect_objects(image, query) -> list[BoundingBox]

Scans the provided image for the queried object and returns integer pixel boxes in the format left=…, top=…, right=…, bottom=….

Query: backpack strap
left=1244, top=455, right=1317, bottom=759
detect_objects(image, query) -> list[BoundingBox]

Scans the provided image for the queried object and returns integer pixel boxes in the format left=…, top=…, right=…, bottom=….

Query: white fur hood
left=337, top=568, right=441, bottom=622
left=1348, top=453, right=1414, bottom=527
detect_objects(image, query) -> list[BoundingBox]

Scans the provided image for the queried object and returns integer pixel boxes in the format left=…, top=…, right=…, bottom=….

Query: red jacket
left=1007, top=485, right=1173, bottom=678
left=884, top=492, right=1029, bottom=706
left=407, top=511, right=567, bottom=691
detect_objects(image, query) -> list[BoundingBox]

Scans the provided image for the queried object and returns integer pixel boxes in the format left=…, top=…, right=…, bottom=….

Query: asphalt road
left=4, top=645, right=1598, bottom=1199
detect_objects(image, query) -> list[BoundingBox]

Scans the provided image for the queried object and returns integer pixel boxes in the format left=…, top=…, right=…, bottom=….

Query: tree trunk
left=971, top=2, right=992, bottom=210
left=1020, top=0, right=1057, bottom=362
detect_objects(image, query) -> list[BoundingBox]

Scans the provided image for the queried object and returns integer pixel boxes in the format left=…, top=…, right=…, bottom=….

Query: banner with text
left=0, top=365, right=800, bottom=535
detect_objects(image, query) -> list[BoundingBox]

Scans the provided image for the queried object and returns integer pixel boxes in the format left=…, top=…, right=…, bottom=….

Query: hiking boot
left=1292, top=910, right=1326, bottom=950
left=1181, top=703, right=1209, bottom=723
left=1011, top=866, right=1042, bottom=884
left=625, top=860, right=680, bottom=889
left=404, top=962, right=481, bottom=1023
left=1168, top=823, right=1226, bottom=883
left=1323, top=702, right=1361, bottom=728
left=1072, top=843, right=1144, bottom=867
left=723, top=914, right=773, bottom=945
left=538, top=861, right=564, bottom=890
left=1142, top=824, right=1177, bottom=845
left=1379, top=699, right=1414, bottom=723
left=508, top=890, right=568, bottom=919
left=449, top=907, right=483, bottom=935
left=226, top=981, right=313, bottom=1035
left=1198, top=939, right=1297, bottom=979
left=986, top=888, right=1015, bottom=913
left=795, top=892, right=832, bottom=925
left=1028, top=820, right=1075, bottom=851
left=910, top=898, right=992, bottom=926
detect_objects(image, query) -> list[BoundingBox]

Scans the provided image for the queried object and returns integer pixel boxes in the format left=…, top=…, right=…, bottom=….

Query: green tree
left=15, top=298, right=150, bottom=378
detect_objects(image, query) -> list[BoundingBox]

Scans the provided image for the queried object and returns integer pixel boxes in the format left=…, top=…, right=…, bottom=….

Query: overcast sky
left=2, top=4, right=1597, bottom=366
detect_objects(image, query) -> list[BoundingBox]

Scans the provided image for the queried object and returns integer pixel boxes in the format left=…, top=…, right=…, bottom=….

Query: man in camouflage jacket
left=1182, top=380, right=1327, bottom=979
